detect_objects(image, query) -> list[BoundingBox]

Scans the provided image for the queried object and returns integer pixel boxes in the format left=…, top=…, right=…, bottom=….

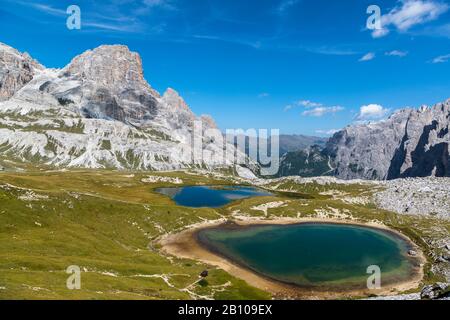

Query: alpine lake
left=157, top=185, right=419, bottom=291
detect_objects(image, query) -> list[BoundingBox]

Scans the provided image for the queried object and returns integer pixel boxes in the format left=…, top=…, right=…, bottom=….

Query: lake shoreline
left=159, top=217, right=426, bottom=300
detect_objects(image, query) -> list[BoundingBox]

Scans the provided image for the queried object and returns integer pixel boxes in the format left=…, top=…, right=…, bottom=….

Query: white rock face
left=0, top=43, right=240, bottom=171
left=0, top=43, right=43, bottom=101
left=326, top=101, right=450, bottom=180
left=141, top=175, right=183, bottom=184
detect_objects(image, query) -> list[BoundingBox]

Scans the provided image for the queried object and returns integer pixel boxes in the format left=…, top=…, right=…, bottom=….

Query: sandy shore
left=159, top=217, right=425, bottom=300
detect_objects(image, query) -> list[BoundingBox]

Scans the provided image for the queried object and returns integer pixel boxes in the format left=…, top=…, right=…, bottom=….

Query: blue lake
left=156, top=185, right=273, bottom=208
left=197, top=223, right=417, bottom=288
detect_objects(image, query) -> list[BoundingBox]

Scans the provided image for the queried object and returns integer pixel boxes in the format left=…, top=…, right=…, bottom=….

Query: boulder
left=420, top=283, right=450, bottom=300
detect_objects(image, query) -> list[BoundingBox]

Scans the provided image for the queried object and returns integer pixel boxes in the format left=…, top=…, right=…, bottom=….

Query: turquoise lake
left=156, top=185, right=273, bottom=208
left=197, top=223, right=416, bottom=288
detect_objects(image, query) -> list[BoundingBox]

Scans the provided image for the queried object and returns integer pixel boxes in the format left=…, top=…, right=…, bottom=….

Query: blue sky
left=1, top=0, right=449, bottom=135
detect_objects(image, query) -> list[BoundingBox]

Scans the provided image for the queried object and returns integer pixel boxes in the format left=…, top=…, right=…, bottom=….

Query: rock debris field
left=374, top=177, right=450, bottom=220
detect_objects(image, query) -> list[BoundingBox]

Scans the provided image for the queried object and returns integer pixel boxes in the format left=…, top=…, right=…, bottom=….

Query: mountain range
left=1, top=42, right=448, bottom=180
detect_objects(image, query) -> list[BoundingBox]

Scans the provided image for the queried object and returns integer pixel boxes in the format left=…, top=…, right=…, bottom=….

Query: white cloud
left=17, top=2, right=66, bottom=16
left=316, top=129, right=340, bottom=135
left=372, top=0, right=449, bottom=38
left=258, top=93, right=270, bottom=98
left=302, top=106, right=344, bottom=117
left=283, top=104, right=293, bottom=111
left=285, top=99, right=345, bottom=116
left=432, top=53, right=450, bottom=63
left=385, top=50, right=409, bottom=57
left=132, top=0, right=177, bottom=15
left=278, top=0, right=301, bottom=13
left=297, top=100, right=323, bottom=108
left=143, top=0, right=175, bottom=9
left=304, top=46, right=359, bottom=56
left=82, top=22, right=142, bottom=32
left=192, top=34, right=263, bottom=49
left=284, top=99, right=323, bottom=111
left=359, top=52, right=376, bottom=62
left=371, top=28, right=390, bottom=38
left=357, top=104, right=390, bottom=120
left=424, top=22, right=450, bottom=38
left=14, top=1, right=146, bottom=33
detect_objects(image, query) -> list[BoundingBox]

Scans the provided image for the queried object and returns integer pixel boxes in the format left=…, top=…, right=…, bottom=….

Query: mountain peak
left=162, top=88, right=191, bottom=112
left=0, top=42, right=18, bottom=55
left=64, top=44, right=145, bottom=86
left=0, top=42, right=44, bottom=101
left=0, top=42, right=43, bottom=69
left=163, top=87, right=180, bottom=97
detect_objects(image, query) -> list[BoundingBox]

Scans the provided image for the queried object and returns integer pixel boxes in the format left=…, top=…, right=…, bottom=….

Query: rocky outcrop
left=326, top=101, right=450, bottom=180
left=0, top=43, right=43, bottom=101
left=420, top=283, right=450, bottom=300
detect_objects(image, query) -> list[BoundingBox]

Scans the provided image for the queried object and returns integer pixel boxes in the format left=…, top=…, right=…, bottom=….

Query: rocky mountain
left=0, top=43, right=240, bottom=171
left=277, top=100, right=449, bottom=180
left=232, top=133, right=325, bottom=162
left=278, top=134, right=327, bottom=155
left=274, top=145, right=333, bottom=178
left=326, top=100, right=449, bottom=180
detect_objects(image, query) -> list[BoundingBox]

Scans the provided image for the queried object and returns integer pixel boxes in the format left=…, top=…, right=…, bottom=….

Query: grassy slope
left=0, top=170, right=269, bottom=300
left=0, top=170, right=448, bottom=299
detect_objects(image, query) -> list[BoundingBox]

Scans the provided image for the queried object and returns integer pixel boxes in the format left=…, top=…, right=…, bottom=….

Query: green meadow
left=0, top=170, right=448, bottom=299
